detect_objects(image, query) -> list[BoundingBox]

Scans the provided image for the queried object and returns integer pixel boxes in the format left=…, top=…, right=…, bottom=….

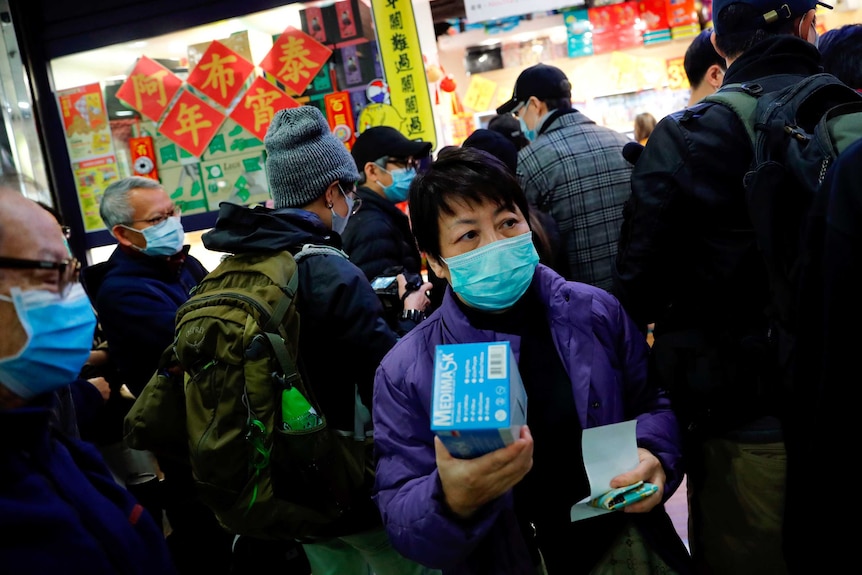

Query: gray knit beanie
left=264, top=106, right=359, bottom=208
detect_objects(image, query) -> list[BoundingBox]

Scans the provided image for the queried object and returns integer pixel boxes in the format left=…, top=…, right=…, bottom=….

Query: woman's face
left=427, top=196, right=531, bottom=284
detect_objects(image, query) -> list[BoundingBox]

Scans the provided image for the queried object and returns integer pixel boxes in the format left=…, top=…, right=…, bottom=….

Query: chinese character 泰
left=277, top=36, right=318, bottom=85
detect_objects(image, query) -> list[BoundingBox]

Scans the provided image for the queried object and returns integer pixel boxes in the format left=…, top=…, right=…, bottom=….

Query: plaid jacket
left=518, top=110, right=632, bottom=293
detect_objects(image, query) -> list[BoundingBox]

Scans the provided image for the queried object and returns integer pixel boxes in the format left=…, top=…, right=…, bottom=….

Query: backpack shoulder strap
left=702, top=84, right=759, bottom=148
left=294, top=243, right=349, bottom=262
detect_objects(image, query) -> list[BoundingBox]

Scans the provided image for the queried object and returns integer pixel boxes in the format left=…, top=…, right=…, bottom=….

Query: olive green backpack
left=124, top=247, right=374, bottom=540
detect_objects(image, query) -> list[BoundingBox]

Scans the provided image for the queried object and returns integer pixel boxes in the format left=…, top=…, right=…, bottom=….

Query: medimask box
left=431, top=341, right=527, bottom=459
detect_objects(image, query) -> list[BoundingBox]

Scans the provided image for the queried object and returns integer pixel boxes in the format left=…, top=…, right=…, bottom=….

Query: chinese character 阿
left=395, top=53, right=412, bottom=73
left=391, top=33, right=408, bottom=52
left=401, top=75, right=415, bottom=93
left=244, top=87, right=282, bottom=133
left=277, top=36, right=318, bottom=85
left=131, top=70, right=169, bottom=109
left=200, top=53, right=238, bottom=100
left=174, top=103, right=213, bottom=147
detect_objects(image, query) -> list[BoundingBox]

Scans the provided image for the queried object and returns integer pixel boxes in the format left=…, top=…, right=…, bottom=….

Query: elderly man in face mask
left=0, top=183, right=177, bottom=574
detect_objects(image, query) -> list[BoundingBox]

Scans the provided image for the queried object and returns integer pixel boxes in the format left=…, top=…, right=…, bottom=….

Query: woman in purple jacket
left=372, top=148, right=690, bottom=575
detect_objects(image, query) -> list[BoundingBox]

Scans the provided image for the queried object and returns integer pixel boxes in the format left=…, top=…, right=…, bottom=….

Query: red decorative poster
left=158, top=89, right=225, bottom=158
left=115, top=56, right=183, bottom=122
left=186, top=40, right=255, bottom=109
left=129, top=136, right=159, bottom=180
left=230, top=76, right=300, bottom=142
left=259, top=26, right=333, bottom=96
left=589, top=2, right=643, bottom=54
left=324, top=91, right=356, bottom=150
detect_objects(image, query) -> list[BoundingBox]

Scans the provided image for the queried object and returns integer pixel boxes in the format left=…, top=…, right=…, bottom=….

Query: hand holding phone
left=589, top=481, right=658, bottom=511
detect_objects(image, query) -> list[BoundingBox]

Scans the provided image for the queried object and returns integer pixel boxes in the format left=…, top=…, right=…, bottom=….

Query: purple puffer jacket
left=372, top=265, right=683, bottom=574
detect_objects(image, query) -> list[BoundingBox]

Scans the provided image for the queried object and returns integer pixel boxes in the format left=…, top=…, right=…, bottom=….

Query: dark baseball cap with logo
left=496, top=64, right=572, bottom=116
left=351, top=126, right=432, bottom=172
left=712, top=0, right=832, bottom=36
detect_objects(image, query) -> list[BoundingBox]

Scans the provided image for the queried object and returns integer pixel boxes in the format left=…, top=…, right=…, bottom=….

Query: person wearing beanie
left=201, top=106, right=434, bottom=575
left=614, top=1, right=830, bottom=573
left=340, top=126, right=433, bottom=327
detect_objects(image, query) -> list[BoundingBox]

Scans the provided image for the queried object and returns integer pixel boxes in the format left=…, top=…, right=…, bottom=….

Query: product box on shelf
left=333, top=41, right=381, bottom=89
left=431, top=341, right=527, bottom=459
left=300, top=6, right=335, bottom=45
left=332, top=0, right=375, bottom=46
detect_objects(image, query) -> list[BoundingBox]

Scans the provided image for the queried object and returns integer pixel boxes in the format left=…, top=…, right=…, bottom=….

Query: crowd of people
left=1, top=1, right=859, bottom=574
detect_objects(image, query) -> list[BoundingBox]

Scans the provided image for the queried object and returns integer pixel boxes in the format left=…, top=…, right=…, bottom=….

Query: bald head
left=0, top=187, right=69, bottom=270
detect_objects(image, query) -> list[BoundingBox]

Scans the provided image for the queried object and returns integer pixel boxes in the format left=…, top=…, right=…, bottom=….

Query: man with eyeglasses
left=81, top=176, right=233, bottom=574
left=343, top=126, right=434, bottom=326
left=0, top=182, right=178, bottom=574
left=202, top=106, right=435, bottom=575
left=497, top=63, right=633, bottom=294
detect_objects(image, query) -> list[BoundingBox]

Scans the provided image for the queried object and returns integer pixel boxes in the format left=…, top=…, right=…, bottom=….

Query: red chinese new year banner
left=186, top=40, right=255, bottom=109
left=115, top=56, right=183, bottom=123
left=259, top=26, right=332, bottom=96
left=129, top=136, right=159, bottom=180
left=324, top=91, right=356, bottom=150
left=230, top=76, right=301, bottom=142
left=158, top=89, right=225, bottom=157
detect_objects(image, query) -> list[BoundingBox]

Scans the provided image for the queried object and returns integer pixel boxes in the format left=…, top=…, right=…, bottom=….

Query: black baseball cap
left=712, top=0, right=832, bottom=36
left=462, top=129, right=518, bottom=174
left=496, top=64, right=572, bottom=116
left=351, top=126, right=432, bottom=171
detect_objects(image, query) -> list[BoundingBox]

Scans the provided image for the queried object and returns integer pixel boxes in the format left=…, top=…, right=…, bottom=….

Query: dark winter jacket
left=201, top=203, right=398, bottom=436
left=613, top=36, right=822, bottom=434
left=82, top=246, right=207, bottom=397
left=0, top=399, right=177, bottom=575
left=341, top=185, right=422, bottom=281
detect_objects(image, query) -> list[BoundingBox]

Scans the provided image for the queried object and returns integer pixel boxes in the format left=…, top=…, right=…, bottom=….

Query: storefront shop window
left=0, top=0, right=49, bottom=204
left=48, top=0, right=438, bottom=267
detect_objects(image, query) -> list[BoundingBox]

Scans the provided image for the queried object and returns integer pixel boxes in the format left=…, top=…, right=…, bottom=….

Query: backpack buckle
left=783, top=125, right=809, bottom=142
left=741, top=83, right=763, bottom=96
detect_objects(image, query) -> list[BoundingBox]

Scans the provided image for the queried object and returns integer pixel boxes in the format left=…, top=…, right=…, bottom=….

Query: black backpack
left=703, top=73, right=862, bottom=388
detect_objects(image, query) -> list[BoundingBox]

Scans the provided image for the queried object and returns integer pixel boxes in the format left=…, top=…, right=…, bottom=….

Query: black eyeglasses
left=0, top=256, right=81, bottom=296
left=386, top=157, right=420, bottom=171
left=129, top=205, right=181, bottom=227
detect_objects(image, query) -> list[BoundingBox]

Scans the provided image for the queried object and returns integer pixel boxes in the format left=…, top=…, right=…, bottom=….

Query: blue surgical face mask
left=331, top=185, right=355, bottom=235
left=0, top=284, right=96, bottom=400
left=123, top=216, right=185, bottom=257
left=518, top=115, right=536, bottom=143
left=377, top=166, right=416, bottom=203
left=442, top=232, right=540, bottom=311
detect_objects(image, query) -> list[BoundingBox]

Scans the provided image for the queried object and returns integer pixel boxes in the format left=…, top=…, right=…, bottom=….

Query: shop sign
left=665, top=57, right=690, bottom=90
left=57, top=82, right=113, bottom=162
left=186, top=40, right=255, bottom=109
left=159, top=89, right=225, bottom=157
left=324, top=91, right=357, bottom=150
left=259, top=26, right=333, bottom=96
left=463, top=75, right=497, bottom=112
left=465, top=0, right=585, bottom=24
left=370, top=0, right=437, bottom=147
left=115, top=56, right=183, bottom=123
left=230, top=76, right=300, bottom=142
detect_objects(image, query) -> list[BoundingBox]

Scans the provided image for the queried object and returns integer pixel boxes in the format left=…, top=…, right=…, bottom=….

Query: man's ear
left=706, top=64, right=725, bottom=89
left=112, top=225, right=136, bottom=248
left=797, top=10, right=817, bottom=44
left=365, top=161, right=383, bottom=182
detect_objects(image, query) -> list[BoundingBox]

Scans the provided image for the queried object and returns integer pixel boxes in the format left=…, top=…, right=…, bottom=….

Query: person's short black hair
left=684, top=29, right=726, bottom=89
left=408, top=147, right=531, bottom=261
left=714, top=3, right=797, bottom=59
left=819, top=24, right=862, bottom=89
left=542, top=96, right=573, bottom=113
